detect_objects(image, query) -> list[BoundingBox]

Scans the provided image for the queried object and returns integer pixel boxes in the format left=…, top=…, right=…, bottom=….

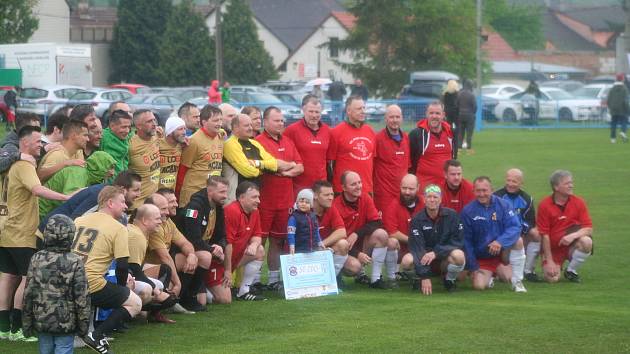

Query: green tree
left=485, top=0, right=544, bottom=50
left=109, top=0, right=171, bottom=85
left=336, top=0, right=477, bottom=97
left=0, top=0, right=39, bottom=44
left=221, top=0, right=277, bottom=84
left=157, top=0, right=215, bottom=86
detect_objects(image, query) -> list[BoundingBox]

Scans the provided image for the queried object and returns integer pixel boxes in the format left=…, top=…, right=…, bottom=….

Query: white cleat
left=512, top=280, right=527, bottom=293
left=620, top=132, right=628, bottom=143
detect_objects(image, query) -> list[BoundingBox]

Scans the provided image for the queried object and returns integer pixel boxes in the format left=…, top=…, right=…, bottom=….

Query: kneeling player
left=409, top=185, right=465, bottom=294
left=382, top=174, right=425, bottom=281
left=180, top=176, right=232, bottom=304
left=224, top=182, right=267, bottom=301
left=73, top=186, right=142, bottom=353
left=537, top=170, right=593, bottom=283
left=461, top=177, right=527, bottom=293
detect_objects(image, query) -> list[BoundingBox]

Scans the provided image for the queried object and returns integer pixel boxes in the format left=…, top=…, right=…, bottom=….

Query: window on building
left=329, top=37, right=339, bottom=58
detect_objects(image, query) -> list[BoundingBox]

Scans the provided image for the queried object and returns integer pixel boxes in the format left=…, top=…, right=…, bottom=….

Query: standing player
left=328, top=96, right=376, bottom=194
left=255, top=106, right=303, bottom=289
left=311, top=180, right=360, bottom=282
left=36, top=120, right=88, bottom=184
left=158, top=116, right=186, bottom=190
left=439, top=160, right=474, bottom=214
left=382, top=174, right=424, bottom=278
left=284, top=95, right=331, bottom=196
left=129, top=110, right=160, bottom=209
left=177, top=105, right=224, bottom=207
left=461, top=177, right=527, bottom=292
left=409, top=185, right=465, bottom=295
left=373, top=104, right=410, bottom=212
left=0, top=126, right=69, bottom=341
left=333, top=171, right=398, bottom=288
left=73, top=186, right=141, bottom=353
left=409, top=102, right=455, bottom=188
left=178, top=176, right=232, bottom=305
left=223, top=182, right=267, bottom=301
left=537, top=170, right=593, bottom=283
left=494, top=168, right=541, bottom=282
left=178, top=102, right=201, bottom=137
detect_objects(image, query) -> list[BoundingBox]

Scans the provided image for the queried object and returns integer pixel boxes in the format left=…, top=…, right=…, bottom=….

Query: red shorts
left=205, top=261, right=224, bottom=288
left=551, top=246, right=570, bottom=266
left=260, top=208, right=290, bottom=239
left=477, top=257, right=506, bottom=274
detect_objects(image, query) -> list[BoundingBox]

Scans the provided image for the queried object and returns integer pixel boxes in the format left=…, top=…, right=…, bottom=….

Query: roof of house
left=542, top=9, right=602, bottom=51
left=558, top=5, right=624, bottom=31
left=331, top=11, right=357, bottom=30
left=482, top=28, right=520, bottom=61
left=249, top=0, right=345, bottom=51
left=492, top=60, right=588, bottom=74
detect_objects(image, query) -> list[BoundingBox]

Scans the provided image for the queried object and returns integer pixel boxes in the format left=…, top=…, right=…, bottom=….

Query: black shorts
left=90, top=282, right=130, bottom=309
left=0, top=247, right=36, bottom=276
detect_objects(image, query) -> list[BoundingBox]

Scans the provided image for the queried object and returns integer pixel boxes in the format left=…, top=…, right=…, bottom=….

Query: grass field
left=1, top=127, right=629, bottom=353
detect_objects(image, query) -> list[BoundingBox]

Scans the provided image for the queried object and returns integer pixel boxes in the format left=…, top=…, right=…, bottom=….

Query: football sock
left=190, top=267, right=208, bottom=297
left=206, top=290, right=214, bottom=304
left=446, top=263, right=465, bottom=281
left=268, top=270, right=280, bottom=284
left=238, top=260, right=263, bottom=296
left=0, top=310, right=9, bottom=332
left=510, top=248, right=526, bottom=283
left=178, top=272, right=193, bottom=300
left=370, top=247, right=387, bottom=283
left=567, top=250, right=590, bottom=274
left=9, top=309, right=21, bottom=333
left=385, top=249, right=398, bottom=280
left=93, top=308, right=131, bottom=339
left=158, top=264, right=172, bottom=287
left=333, top=254, right=348, bottom=276
left=253, top=265, right=262, bottom=284
left=524, top=241, right=541, bottom=274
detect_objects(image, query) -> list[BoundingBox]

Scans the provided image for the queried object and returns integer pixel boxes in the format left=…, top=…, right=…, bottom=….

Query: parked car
left=67, top=88, right=133, bottom=121
left=230, top=91, right=302, bottom=123
left=230, top=85, right=273, bottom=94
left=481, top=84, right=523, bottom=100
left=17, top=85, right=85, bottom=119
left=167, top=87, right=209, bottom=102
left=109, top=83, right=151, bottom=95
left=125, top=94, right=184, bottom=126
left=273, top=91, right=305, bottom=105
left=261, top=81, right=306, bottom=92
left=494, top=87, right=602, bottom=122
left=572, top=83, right=613, bottom=122
left=540, top=80, right=584, bottom=93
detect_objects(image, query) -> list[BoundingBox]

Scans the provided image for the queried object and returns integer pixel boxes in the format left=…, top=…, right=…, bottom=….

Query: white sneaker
left=169, top=303, right=195, bottom=314
left=620, top=132, right=628, bottom=143
left=512, top=280, right=527, bottom=293
left=462, top=141, right=468, bottom=149
left=611, top=138, right=617, bottom=144
left=487, top=277, right=495, bottom=288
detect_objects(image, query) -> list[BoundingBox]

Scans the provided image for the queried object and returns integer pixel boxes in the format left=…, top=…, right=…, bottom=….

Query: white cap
left=165, top=116, right=186, bottom=137
left=296, top=188, right=314, bottom=206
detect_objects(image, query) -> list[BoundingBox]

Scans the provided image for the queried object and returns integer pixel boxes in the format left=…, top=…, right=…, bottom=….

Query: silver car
left=125, top=94, right=184, bottom=126
left=67, top=88, right=133, bottom=120
left=17, top=85, right=85, bottom=118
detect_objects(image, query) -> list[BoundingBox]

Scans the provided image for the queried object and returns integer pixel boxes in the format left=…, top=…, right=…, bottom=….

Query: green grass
left=2, top=128, right=629, bottom=353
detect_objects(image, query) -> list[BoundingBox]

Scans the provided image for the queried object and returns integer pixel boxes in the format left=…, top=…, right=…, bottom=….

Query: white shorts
left=133, top=277, right=164, bottom=295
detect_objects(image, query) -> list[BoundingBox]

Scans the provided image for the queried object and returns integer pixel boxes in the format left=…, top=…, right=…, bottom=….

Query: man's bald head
left=505, top=168, right=524, bottom=193
left=145, top=193, right=169, bottom=221
left=220, top=103, right=238, bottom=130
left=400, top=174, right=419, bottom=204
left=232, top=114, right=253, bottom=139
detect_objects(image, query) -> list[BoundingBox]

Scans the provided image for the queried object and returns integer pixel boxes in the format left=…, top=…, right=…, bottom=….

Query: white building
left=29, top=0, right=71, bottom=43
left=206, top=0, right=356, bottom=83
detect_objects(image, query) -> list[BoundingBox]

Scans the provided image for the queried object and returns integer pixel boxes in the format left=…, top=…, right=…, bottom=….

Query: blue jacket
left=38, top=184, right=106, bottom=233
left=287, top=210, right=322, bottom=253
left=461, top=195, right=521, bottom=271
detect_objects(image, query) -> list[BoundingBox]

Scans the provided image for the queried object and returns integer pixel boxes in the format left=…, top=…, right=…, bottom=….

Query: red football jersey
left=440, top=178, right=475, bottom=214
left=537, top=195, right=592, bottom=251
left=382, top=197, right=424, bottom=236
left=373, top=129, right=410, bottom=212
left=224, top=201, right=263, bottom=266
left=284, top=120, right=331, bottom=195
left=332, top=193, right=380, bottom=235
left=317, top=205, right=345, bottom=240
left=327, top=122, right=376, bottom=193
left=255, top=131, right=303, bottom=210
left=416, top=131, right=453, bottom=188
